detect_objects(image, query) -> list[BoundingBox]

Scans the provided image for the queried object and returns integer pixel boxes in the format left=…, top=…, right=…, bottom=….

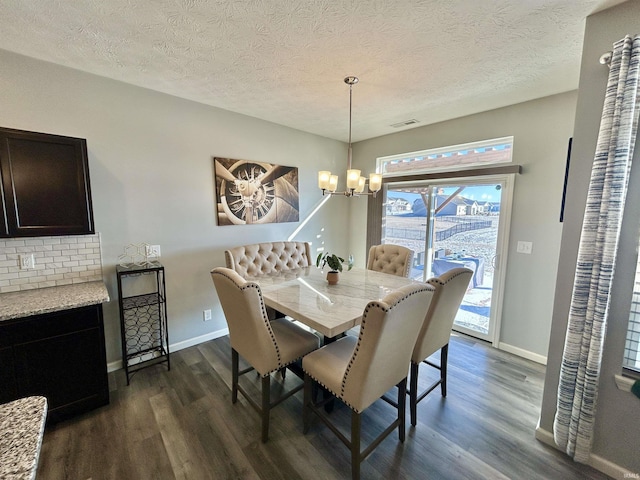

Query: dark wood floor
left=37, top=334, right=611, bottom=480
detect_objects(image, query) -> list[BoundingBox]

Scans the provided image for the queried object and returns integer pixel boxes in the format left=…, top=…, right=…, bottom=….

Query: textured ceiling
left=0, top=0, right=627, bottom=142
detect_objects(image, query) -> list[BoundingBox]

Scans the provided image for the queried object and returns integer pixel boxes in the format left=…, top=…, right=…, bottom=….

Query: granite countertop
left=0, top=396, right=48, bottom=480
left=0, top=281, right=110, bottom=322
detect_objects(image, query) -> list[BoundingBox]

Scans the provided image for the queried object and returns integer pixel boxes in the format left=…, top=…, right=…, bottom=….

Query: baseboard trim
left=498, top=342, right=547, bottom=365
left=535, top=421, right=635, bottom=479
left=614, top=374, right=634, bottom=392
left=534, top=420, right=555, bottom=446
left=589, top=452, right=637, bottom=480
left=107, top=327, right=230, bottom=373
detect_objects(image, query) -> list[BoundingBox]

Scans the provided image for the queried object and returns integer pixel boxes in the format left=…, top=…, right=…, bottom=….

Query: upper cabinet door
left=0, top=164, right=8, bottom=236
left=0, top=128, right=94, bottom=237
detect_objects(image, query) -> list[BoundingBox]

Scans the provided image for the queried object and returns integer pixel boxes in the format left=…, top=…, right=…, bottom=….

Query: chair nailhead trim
left=304, top=370, right=360, bottom=412
left=428, top=268, right=473, bottom=286
left=213, top=269, right=283, bottom=369
left=340, top=284, right=434, bottom=406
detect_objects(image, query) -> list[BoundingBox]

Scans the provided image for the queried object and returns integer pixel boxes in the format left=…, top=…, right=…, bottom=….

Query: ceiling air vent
left=390, top=119, right=420, bottom=128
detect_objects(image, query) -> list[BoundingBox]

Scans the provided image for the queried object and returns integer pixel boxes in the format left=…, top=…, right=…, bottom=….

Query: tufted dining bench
left=224, top=241, right=312, bottom=278
left=224, top=241, right=313, bottom=320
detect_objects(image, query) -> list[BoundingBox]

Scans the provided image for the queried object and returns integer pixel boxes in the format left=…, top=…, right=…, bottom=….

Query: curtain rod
left=600, top=51, right=612, bottom=67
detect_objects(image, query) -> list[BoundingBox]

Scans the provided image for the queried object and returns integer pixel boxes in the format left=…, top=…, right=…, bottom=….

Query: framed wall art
left=213, top=157, right=299, bottom=225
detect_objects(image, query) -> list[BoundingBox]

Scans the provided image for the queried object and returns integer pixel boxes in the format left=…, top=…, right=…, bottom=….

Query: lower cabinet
left=0, top=346, right=17, bottom=403
left=0, top=304, right=109, bottom=422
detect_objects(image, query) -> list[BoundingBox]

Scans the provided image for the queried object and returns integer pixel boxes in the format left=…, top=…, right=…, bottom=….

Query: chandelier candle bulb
left=328, top=175, right=339, bottom=192
left=318, top=171, right=331, bottom=190
left=347, top=169, right=361, bottom=189
left=369, top=173, right=382, bottom=193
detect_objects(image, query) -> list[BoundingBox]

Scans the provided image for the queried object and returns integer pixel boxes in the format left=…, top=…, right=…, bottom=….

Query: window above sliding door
left=378, top=136, right=514, bottom=177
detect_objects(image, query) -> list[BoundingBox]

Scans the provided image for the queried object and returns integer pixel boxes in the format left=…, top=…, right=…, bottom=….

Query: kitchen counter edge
left=0, top=281, right=109, bottom=322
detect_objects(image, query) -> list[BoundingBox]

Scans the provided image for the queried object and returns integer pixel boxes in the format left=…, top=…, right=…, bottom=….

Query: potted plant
left=316, top=252, right=353, bottom=285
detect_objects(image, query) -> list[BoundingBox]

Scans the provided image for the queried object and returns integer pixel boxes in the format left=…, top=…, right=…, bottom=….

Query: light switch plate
left=516, top=241, right=533, bottom=254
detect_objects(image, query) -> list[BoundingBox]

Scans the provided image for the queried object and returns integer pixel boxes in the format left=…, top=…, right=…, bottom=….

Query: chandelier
left=318, top=76, right=382, bottom=197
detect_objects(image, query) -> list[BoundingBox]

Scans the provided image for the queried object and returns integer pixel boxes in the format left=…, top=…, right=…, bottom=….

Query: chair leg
left=261, top=375, right=271, bottom=443
left=398, top=378, right=407, bottom=442
left=409, top=362, right=419, bottom=426
left=231, top=349, right=239, bottom=404
left=441, top=344, right=449, bottom=397
left=351, top=411, right=361, bottom=480
left=303, top=374, right=313, bottom=434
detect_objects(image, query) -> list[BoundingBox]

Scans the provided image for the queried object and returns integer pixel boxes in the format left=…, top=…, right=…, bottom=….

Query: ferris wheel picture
left=213, top=157, right=300, bottom=226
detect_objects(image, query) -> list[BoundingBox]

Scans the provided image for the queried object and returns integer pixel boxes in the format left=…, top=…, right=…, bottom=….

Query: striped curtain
left=554, top=34, right=640, bottom=462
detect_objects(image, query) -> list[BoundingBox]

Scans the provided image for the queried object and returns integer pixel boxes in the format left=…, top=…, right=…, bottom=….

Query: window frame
left=614, top=132, right=640, bottom=385
left=376, top=136, right=515, bottom=178
left=623, top=254, right=640, bottom=378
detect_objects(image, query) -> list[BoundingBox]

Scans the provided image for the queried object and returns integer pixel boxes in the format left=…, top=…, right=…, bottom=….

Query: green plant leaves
left=316, top=252, right=353, bottom=272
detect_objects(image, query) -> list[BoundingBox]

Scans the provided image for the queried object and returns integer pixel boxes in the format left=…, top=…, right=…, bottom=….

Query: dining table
left=246, top=266, right=423, bottom=340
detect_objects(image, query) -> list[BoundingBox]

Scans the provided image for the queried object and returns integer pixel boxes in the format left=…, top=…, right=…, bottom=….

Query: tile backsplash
left=0, top=233, right=103, bottom=293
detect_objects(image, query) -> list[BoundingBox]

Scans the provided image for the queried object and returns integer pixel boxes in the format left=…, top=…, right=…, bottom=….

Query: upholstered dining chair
left=409, top=267, right=473, bottom=426
left=211, top=267, right=320, bottom=442
left=302, top=283, right=435, bottom=480
left=366, top=244, right=414, bottom=278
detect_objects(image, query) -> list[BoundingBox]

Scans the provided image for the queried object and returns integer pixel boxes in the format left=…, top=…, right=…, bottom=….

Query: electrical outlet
left=516, top=241, right=533, bottom=254
left=146, top=245, right=161, bottom=257
left=203, top=309, right=212, bottom=322
left=19, top=254, right=35, bottom=270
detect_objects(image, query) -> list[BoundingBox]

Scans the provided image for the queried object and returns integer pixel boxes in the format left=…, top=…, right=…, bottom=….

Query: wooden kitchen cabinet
left=0, top=126, right=94, bottom=237
left=0, top=346, right=17, bottom=404
left=0, top=304, right=109, bottom=423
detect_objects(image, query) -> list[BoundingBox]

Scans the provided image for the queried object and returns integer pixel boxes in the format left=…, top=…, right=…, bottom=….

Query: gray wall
left=0, top=49, right=349, bottom=364
left=350, top=91, right=578, bottom=359
left=539, top=0, right=640, bottom=472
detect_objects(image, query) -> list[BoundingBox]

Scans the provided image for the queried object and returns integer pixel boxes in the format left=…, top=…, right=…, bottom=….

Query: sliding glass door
left=382, top=176, right=513, bottom=343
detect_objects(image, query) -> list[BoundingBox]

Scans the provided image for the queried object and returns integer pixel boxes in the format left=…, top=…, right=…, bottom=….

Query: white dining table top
left=246, top=266, right=422, bottom=338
